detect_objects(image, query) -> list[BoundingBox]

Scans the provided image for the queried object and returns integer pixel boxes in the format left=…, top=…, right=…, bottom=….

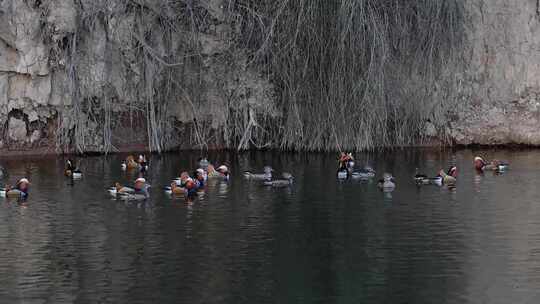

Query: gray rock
left=8, top=117, right=27, bottom=141
left=30, top=130, right=41, bottom=143
left=8, top=74, right=52, bottom=106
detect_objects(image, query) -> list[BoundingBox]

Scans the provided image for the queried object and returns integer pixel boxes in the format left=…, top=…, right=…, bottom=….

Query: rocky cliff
left=0, top=0, right=539, bottom=154
left=451, top=0, right=540, bottom=145
left=0, top=0, right=276, bottom=153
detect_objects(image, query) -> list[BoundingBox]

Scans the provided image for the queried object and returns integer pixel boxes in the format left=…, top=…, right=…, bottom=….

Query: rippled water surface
left=1, top=149, right=540, bottom=303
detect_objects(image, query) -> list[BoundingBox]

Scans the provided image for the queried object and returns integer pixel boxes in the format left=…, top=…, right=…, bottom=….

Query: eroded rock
left=0, top=73, right=7, bottom=113
left=30, top=129, right=41, bottom=143
left=8, top=117, right=27, bottom=141
left=8, top=74, right=52, bottom=106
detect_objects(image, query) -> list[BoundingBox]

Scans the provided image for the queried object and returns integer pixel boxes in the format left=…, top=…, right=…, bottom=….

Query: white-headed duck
left=0, top=178, right=30, bottom=198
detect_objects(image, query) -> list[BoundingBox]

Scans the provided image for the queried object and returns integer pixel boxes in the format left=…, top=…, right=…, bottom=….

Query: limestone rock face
left=1, top=0, right=540, bottom=152
left=30, top=129, right=41, bottom=143
left=0, top=73, right=8, bottom=115
left=8, top=117, right=27, bottom=141
left=452, top=0, right=540, bottom=145
left=8, top=74, right=52, bottom=106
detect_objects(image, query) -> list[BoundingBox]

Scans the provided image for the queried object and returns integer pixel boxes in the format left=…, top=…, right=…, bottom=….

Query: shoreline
left=1, top=143, right=540, bottom=159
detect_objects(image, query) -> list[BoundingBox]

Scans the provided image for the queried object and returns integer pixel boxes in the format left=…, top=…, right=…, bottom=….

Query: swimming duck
left=173, top=172, right=192, bottom=186
left=414, top=168, right=442, bottom=185
left=351, top=166, right=376, bottom=179
left=0, top=178, right=30, bottom=198
left=377, top=173, right=396, bottom=190
left=164, top=182, right=185, bottom=196
left=339, top=152, right=354, bottom=166
left=108, top=182, right=135, bottom=196
left=124, top=155, right=139, bottom=170
left=474, top=156, right=509, bottom=172
left=181, top=175, right=201, bottom=199
left=215, top=165, right=230, bottom=181
left=206, top=164, right=221, bottom=178
left=109, top=177, right=150, bottom=200
left=137, top=155, right=149, bottom=172
left=196, top=168, right=208, bottom=182
left=439, top=166, right=458, bottom=186
left=264, top=173, right=294, bottom=187
left=337, top=152, right=355, bottom=179
left=65, top=159, right=82, bottom=179
left=194, top=169, right=206, bottom=189
left=244, top=166, right=273, bottom=180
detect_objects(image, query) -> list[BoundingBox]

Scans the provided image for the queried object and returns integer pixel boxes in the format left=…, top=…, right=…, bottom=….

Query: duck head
left=17, top=178, right=30, bottom=191
left=66, top=159, right=75, bottom=170
left=474, top=156, right=485, bottom=170
left=383, top=173, right=394, bottom=182
left=134, top=177, right=146, bottom=190
left=195, top=169, right=205, bottom=181
left=216, top=165, right=229, bottom=175
left=263, top=166, right=273, bottom=174
left=447, top=166, right=458, bottom=178
left=180, top=172, right=190, bottom=182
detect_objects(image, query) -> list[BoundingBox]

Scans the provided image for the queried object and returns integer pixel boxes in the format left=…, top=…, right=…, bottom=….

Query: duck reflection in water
left=377, top=173, right=395, bottom=192
left=383, top=191, right=393, bottom=202
left=473, top=173, right=482, bottom=193
left=218, top=180, right=229, bottom=197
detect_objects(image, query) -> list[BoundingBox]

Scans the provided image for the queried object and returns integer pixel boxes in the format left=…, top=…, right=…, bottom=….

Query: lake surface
left=0, top=149, right=540, bottom=303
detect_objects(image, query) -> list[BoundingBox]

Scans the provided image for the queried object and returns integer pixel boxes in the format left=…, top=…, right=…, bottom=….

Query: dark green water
left=0, top=149, right=539, bottom=303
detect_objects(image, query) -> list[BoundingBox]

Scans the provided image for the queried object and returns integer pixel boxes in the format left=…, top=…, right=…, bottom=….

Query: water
left=0, top=149, right=540, bottom=303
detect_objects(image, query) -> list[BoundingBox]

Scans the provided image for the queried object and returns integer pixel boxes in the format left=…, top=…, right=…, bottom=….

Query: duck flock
left=336, top=153, right=509, bottom=192
left=0, top=153, right=509, bottom=201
